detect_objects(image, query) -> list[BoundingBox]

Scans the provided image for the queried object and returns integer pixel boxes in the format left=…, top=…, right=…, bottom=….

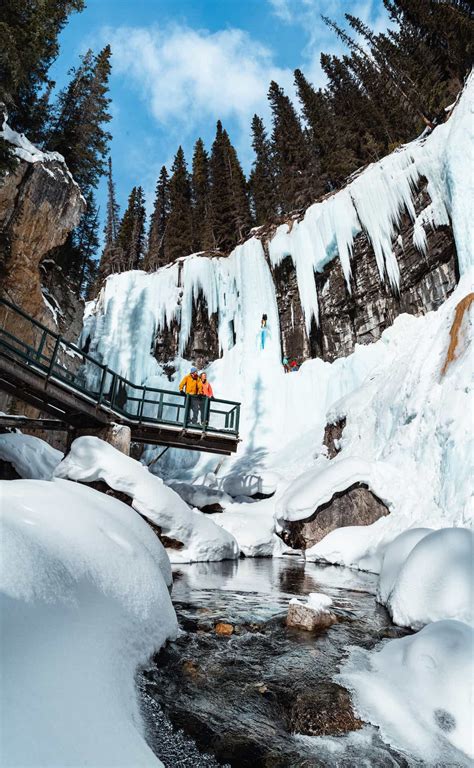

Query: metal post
left=235, top=404, right=240, bottom=435
left=138, top=386, right=146, bottom=422
left=46, top=336, right=61, bottom=380
left=109, top=373, right=117, bottom=410
left=97, top=366, right=108, bottom=405
left=36, top=330, right=47, bottom=363
left=157, top=391, right=164, bottom=421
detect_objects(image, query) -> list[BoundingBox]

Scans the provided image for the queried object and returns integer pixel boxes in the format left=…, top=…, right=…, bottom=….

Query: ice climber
left=259, top=314, right=271, bottom=350
left=179, top=366, right=203, bottom=425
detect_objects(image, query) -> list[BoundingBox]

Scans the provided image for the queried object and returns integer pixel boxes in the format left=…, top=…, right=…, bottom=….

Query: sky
left=49, top=0, right=391, bottom=231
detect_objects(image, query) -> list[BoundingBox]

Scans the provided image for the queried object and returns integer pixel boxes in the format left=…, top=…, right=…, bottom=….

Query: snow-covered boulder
left=386, top=527, right=473, bottom=630
left=287, top=593, right=337, bottom=631
left=55, top=436, right=239, bottom=563
left=339, top=620, right=473, bottom=763
left=0, top=432, right=63, bottom=480
left=0, top=478, right=177, bottom=766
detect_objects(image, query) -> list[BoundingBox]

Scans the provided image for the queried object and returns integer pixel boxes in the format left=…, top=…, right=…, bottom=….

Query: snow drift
left=0, top=478, right=177, bottom=767
left=54, top=436, right=239, bottom=563
left=0, top=432, right=63, bottom=480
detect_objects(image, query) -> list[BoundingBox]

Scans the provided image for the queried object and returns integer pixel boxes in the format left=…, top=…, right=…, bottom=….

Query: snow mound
left=339, top=620, right=473, bottom=764
left=275, top=457, right=394, bottom=525
left=55, top=436, right=239, bottom=563
left=377, top=527, right=432, bottom=604
left=0, top=432, right=63, bottom=480
left=0, top=478, right=177, bottom=767
left=387, top=527, right=474, bottom=630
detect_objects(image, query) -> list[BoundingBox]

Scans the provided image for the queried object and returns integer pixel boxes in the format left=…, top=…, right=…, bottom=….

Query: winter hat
left=190, top=366, right=198, bottom=373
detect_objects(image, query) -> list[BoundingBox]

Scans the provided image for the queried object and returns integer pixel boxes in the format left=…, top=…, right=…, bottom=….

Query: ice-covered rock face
left=83, top=77, right=473, bottom=386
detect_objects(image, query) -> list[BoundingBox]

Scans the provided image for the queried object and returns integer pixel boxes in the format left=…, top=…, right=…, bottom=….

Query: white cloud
left=104, top=24, right=294, bottom=134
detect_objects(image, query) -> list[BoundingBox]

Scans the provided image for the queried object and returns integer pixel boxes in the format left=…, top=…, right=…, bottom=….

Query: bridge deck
left=0, top=298, right=240, bottom=455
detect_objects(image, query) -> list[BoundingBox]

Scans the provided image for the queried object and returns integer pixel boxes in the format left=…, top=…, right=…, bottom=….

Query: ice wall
left=81, top=75, right=473, bottom=480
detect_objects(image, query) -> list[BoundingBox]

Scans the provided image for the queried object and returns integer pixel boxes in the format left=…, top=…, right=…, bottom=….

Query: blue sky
left=49, top=0, right=390, bottom=231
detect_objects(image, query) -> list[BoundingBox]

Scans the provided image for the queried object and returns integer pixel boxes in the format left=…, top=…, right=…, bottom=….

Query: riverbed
left=140, top=556, right=420, bottom=767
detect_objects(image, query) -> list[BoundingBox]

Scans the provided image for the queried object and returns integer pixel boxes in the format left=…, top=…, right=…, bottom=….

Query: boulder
left=287, top=593, right=337, bottom=631
left=280, top=482, right=389, bottom=551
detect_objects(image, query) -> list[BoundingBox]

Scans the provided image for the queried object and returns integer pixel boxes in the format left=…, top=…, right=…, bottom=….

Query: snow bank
left=291, top=274, right=474, bottom=572
left=339, top=620, right=473, bottom=764
left=386, top=527, right=473, bottom=630
left=377, top=527, right=432, bottom=604
left=55, top=436, right=239, bottom=563
left=0, top=478, right=177, bottom=767
left=0, top=432, right=63, bottom=479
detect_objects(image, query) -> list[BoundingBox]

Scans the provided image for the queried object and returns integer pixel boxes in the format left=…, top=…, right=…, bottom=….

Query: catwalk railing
left=0, top=297, right=240, bottom=438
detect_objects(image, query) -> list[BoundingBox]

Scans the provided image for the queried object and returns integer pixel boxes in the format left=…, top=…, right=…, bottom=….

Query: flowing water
left=139, top=556, right=421, bottom=767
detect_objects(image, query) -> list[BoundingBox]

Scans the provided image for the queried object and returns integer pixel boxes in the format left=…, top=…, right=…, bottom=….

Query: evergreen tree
left=248, top=115, right=277, bottom=224
left=104, top=156, right=120, bottom=246
left=267, top=80, right=315, bottom=213
left=47, top=45, right=112, bottom=192
left=0, top=0, right=84, bottom=142
left=164, top=147, right=194, bottom=263
left=209, top=121, right=252, bottom=252
left=116, top=186, right=146, bottom=272
left=293, top=70, right=335, bottom=193
left=144, top=166, right=170, bottom=271
left=191, top=139, right=214, bottom=252
left=96, top=157, right=122, bottom=283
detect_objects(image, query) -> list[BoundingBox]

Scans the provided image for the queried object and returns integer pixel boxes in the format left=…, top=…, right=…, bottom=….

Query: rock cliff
left=0, top=115, right=85, bottom=417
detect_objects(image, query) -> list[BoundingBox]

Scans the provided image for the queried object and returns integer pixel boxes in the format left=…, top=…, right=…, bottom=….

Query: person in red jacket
left=200, top=372, right=214, bottom=427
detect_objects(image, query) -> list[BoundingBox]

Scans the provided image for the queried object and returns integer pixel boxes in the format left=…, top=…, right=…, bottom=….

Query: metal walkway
left=0, top=298, right=240, bottom=455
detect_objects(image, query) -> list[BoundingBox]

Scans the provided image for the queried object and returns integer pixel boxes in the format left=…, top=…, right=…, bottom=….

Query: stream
left=139, top=556, right=422, bottom=767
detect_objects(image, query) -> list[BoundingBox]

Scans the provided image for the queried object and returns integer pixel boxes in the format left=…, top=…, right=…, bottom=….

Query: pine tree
left=96, top=157, right=122, bottom=283
left=248, top=115, right=277, bottom=224
left=0, top=0, right=85, bottom=142
left=191, top=138, right=214, bottom=252
left=115, top=186, right=146, bottom=272
left=164, top=147, right=194, bottom=263
left=267, top=80, right=315, bottom=213
left=144, top=166, right=170, bottom=271
left=293, top=70, right=335, bottom=193
left=104, top=156, right=120, bottom=246
left=47, top=45, right=112, bottom=192
left=209, top=121, right=252, bottom=252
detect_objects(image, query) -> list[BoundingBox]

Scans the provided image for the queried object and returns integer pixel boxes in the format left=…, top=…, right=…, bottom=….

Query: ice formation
left=55, top=436, right=239, bottom=563
left=0, top=478, right=177, bottom=767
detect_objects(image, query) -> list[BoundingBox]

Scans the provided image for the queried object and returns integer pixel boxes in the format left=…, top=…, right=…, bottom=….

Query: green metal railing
left=0, top=297, right=240, bottom=437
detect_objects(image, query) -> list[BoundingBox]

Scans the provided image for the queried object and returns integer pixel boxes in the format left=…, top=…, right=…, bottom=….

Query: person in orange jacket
left=179, top=366, right=203, bottom=424
left=199, top=371, right=214, bottom=427
left=200, top=371, right=214, bottom=398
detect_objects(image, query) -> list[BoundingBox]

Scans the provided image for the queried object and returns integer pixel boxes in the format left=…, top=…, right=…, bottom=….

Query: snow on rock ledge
left=55, top=436, right=239, bottom=563
left=0, top=432, right=63, bottom=480
left=0, top=478, right=177, bottom=767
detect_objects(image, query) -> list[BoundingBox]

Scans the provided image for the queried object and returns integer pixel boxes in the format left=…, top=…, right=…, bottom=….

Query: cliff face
left=150, top=179, right=457, bottom=369
left=272, top=182, right=457, bottom=364
left=0, top=119, right=85, bottom=418
left=0, top=143, right=84, bottom=329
